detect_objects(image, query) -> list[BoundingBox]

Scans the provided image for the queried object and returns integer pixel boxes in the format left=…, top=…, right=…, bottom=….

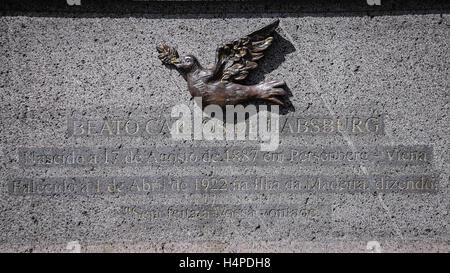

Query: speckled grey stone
left=0, top=2, right=449, bottom=253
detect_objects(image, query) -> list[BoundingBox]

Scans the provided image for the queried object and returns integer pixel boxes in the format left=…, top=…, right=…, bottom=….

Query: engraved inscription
left=17, top=145, right=432, bottom=167
left=8, top=175, right=438, bottom=195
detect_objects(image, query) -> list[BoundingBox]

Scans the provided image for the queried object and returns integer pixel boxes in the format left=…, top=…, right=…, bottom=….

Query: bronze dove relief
left=156, top=19, right=288, bottom=107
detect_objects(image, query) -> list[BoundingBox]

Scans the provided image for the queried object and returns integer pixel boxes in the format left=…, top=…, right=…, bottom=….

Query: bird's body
left=157, top=19, right=287, bottom=107
left=187, top=69, right=285, bottom=107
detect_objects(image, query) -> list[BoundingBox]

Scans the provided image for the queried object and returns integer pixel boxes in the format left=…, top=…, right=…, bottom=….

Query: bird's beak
left=171, top=58, right=182, bottom=68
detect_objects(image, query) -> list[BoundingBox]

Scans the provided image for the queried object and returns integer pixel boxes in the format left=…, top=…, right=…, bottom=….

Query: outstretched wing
left=212, top=19, right=280, bottom=82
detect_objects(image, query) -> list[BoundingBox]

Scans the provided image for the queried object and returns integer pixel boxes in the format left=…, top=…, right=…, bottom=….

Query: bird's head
left=172, top=54, right=199, bottom=72
left=156, top=45, right=199, bottom=73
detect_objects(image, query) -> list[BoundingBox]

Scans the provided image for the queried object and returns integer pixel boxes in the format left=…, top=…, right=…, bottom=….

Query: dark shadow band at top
left=1, top=0, right=449, bottom=18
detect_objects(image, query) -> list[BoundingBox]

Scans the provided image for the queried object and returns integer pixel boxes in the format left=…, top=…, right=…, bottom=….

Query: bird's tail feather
left=253, top=80, right=287, bottom=106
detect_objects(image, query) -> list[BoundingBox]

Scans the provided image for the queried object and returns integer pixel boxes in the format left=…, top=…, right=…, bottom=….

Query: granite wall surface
left=0, top=1, right=449, bottom=252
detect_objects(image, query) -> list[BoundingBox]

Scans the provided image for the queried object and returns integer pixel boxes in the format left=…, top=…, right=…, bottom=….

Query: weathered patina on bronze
left=156, top=19, right=287, bottom=107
